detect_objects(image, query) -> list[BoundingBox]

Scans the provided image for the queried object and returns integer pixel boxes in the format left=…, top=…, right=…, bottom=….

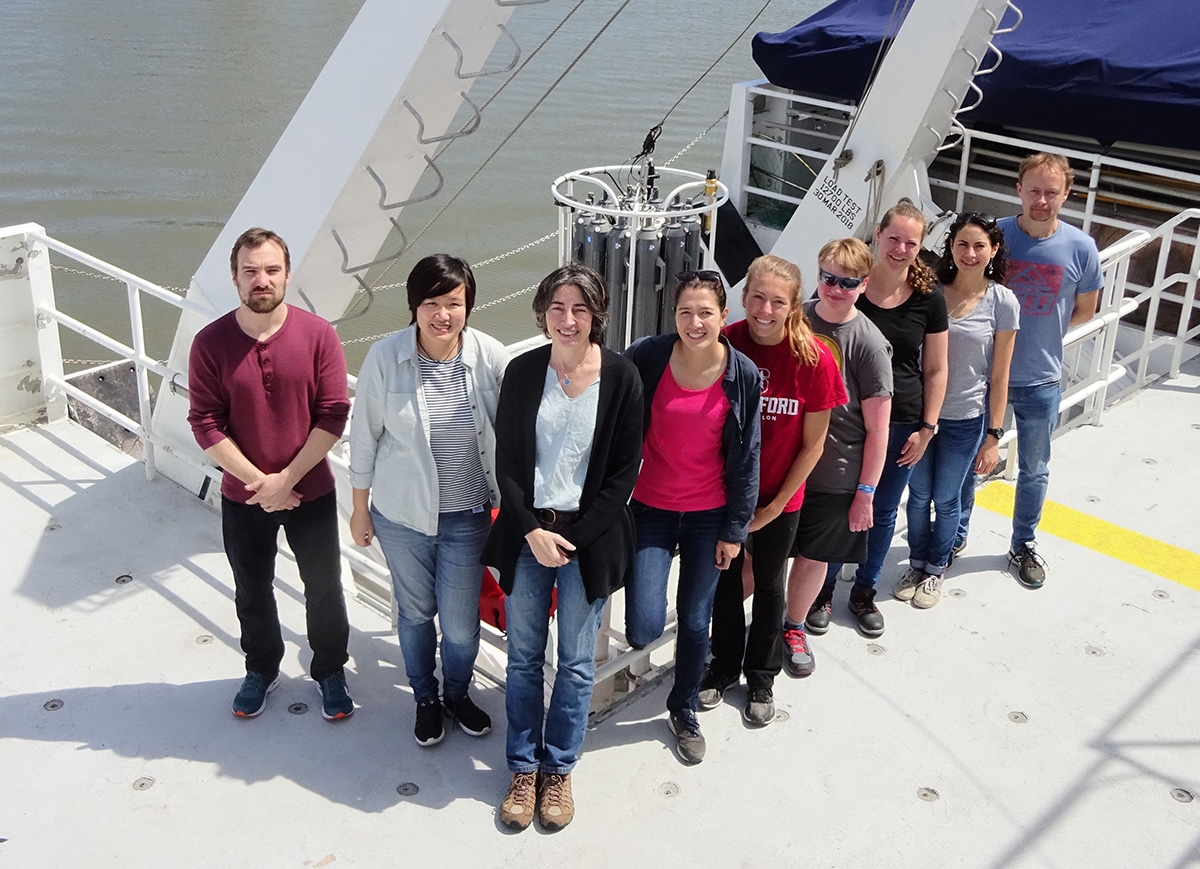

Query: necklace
left=417, top=333, right=459, bottom=362
left=554, top=346, right=591, bottom=386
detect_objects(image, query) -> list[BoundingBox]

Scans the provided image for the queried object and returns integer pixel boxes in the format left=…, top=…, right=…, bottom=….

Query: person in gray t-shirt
left=784, top=239, right=892, bottom=667
left=897, top=213, right=1020, bottom=610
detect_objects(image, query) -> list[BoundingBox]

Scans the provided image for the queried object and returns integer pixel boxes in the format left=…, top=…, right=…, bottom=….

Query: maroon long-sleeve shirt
left=187, top=306, right=350, bottom=504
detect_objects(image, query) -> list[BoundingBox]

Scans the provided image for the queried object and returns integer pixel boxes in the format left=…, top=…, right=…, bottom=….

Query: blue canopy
left=752, top=0, right=1200, bottom=151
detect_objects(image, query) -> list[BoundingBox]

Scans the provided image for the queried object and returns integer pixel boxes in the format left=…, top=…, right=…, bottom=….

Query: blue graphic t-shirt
left=999, top=215, right=1102, bottom=387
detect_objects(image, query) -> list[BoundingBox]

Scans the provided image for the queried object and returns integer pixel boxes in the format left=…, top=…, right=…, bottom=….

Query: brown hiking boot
left=537, top=772, right=575, bottom=831
left=498, top=771, right=537, bottom=831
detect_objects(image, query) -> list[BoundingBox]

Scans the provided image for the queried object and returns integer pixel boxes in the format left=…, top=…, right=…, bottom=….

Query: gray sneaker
left=1009, top=543, right=1046, bottom=588
left=912, top=574, right=944, bottom=609
left=893, top=566, right=923, bottom=602
left=668, top=710, right=706, bottom=764
left=743, top=687, right=775, bottom=727
left=783, top=624, right=815, bottom=678
left=697, top=667, right=738, bottom=711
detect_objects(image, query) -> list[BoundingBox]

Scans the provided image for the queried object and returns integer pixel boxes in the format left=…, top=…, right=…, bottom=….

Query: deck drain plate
left=1152, top=589, right=1169, bottom=601
left=948, top=588, right=966, bottom=598
left=657, top=782, right=679, bottom=798
left=866, top=643, right=886, bottom=656
left=396, top=782, right=419, bottom=797
left=43, top=699, right=63, bottom=711
left=115, top=574, right=133, bottom=585
left=132, top=777, right=155, bottom=791
left=917, top=787, right=939, bottom=802
left=1008, top=711, right=1028, bottom=724
left=195, top=634, right=213, bottom=645
left=1170, top=788, right=1193, bottom=803
left=288, top=702, right=309, bottom=715
left=774, top=709, right=790, bottom=723
left=1085, top=645, right=1104, bottom=657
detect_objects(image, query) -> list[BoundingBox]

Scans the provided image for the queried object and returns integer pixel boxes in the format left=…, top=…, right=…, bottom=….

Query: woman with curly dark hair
left=893, top=212, right=1020, bottom=608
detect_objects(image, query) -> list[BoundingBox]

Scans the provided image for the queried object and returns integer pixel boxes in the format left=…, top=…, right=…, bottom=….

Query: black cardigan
left=482, top=344, right=644, bottom=603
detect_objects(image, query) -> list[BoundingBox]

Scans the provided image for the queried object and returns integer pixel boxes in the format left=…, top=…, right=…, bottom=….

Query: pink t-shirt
left=724, top=320, right=847, bottom=512
left=633, top=363, right=730, bottom=511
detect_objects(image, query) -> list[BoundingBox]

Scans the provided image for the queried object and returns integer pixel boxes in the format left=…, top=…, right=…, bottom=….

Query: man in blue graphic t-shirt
left=958, top=152, right=1102, bottom=588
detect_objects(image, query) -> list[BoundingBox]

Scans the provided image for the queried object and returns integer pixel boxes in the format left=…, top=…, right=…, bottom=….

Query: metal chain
left=51, top=263, right=187, bottom=295
left=663, top=111, right=729, bottom=166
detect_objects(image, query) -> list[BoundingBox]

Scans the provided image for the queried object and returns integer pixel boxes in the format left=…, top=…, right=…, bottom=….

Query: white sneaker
left=912, top=574, right=944, bottom=609
left=893, top=566, right=923, bottom=602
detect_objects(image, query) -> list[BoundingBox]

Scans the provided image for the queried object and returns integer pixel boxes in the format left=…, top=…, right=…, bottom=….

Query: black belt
left=535, top=508, right=579, bottom=531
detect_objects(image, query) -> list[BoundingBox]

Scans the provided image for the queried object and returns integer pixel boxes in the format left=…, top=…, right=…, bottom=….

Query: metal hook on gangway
left=366, top=155, right=445, bottom=211
left=403, top=93, right=482, bottom=145
left=442, top=26, right=520, bottom=79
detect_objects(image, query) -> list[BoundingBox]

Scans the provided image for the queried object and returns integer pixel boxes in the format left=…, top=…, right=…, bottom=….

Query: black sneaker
left=414, top=697, right=444, bottom=746
left=443, top=692, right=492, bottom=737
left=316, top=671, right=354, bottom=721
left=232, top=670, right=279, bottom=718
left=668, top=710, right=706, bottom=764
left=848, top=586, right=885, bottom=637
left=1009, top=543, right=1046, bottom=588
left=743, top=687, right=775, bottom=727
left=697, top=667, right=738, bottom=711
left=805, top=588, right=834, bottom=635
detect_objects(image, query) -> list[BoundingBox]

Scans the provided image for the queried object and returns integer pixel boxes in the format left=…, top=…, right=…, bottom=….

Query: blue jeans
left=504, top=545, right=607, bottom=775
left=906, top=415, right=985, bottom=574
left=825, top=422, right=920, bottom=592
left=1008, top=381, right=1061, bottom=548
left=371, top=505, right=490, bottom=703
left=626, top=502, right=725, bottom=714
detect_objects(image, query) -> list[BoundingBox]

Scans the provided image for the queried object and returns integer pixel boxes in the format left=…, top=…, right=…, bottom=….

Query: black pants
left=709, top=509, right=801, bottom=690
left=222, top=491, right=350, bottom=682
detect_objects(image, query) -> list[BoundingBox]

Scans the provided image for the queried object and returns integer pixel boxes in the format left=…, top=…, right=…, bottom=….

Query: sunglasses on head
left=959, top=211, right=997, bottom=227
left=675, top=269, right=723, bottom=285
left=817, top=269, right=865, bottom=290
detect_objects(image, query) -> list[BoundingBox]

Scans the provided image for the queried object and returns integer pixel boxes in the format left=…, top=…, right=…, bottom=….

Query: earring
left=985, top=258, right=994, bottom=277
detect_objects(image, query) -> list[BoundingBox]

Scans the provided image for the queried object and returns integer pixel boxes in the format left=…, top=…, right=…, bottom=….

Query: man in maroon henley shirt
left=187, top=227, right=354, bottom=721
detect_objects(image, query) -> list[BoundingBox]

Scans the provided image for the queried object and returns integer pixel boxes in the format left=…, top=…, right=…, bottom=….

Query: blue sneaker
left=233, top=671, right=279, bottom=718
left=316, top=671, right=354, bottom=720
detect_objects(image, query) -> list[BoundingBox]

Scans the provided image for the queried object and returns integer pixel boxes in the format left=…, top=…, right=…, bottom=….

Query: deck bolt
left=657, top=782, right=679, bottom=798
left=866, top=643, right=886, bottom=656
left=917, top=787, right=939, bottom=802
left=132, top=777, right=155, bottom=791
left=43, top=699, right=63, bottom=711
left=1085, top=495, right=1100, bottom=503
left=288, top=702, right=308, bottom=715
left=774, top=709, right=790, bottom=723
left=1170, top=788, right=1193, bottom=803
left=115, top=574, right=133, bottom=585
left=396, top=782, right=419, bottom=797
left=1085, top=645, right=1104, bottom=657
left=948, top=588, right=966, bottom=598
left=46, top=522, right=61, bottom=532
left=1008, top=711, right=1028, bottom=724
left=1142, top=458, right=1157, bottom=465
left=195, top=634, right=213, bottom=645
left=1151, top=589, right=1169, bottom=601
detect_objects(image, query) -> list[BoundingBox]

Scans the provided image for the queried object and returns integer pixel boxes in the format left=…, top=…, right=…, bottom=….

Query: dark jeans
left=710, top=509, right=801, bottom=690
left=222, top=491, right=350, bottom=682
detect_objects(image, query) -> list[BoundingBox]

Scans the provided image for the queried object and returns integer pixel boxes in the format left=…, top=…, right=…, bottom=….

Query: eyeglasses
left=817, top=269, right=865, bottom=290
left=959, top=211, right=997, bottom=227
left=674, top=269, right=723, bottom=285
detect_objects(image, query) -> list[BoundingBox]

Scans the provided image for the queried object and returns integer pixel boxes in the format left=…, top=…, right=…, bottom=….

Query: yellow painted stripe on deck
left=975, top=481, right=1200, bottom=591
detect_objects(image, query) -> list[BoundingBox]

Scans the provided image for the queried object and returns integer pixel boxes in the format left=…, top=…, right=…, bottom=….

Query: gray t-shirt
left=940, top=282, right=1022, bottom=420
left=805, top=301, right=893, bottom=494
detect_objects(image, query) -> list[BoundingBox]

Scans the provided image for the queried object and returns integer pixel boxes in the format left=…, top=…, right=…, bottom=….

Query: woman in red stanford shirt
left=702, top=254, right=846, bottom=725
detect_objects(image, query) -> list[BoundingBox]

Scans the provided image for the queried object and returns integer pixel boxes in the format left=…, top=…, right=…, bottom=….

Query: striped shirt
left=420, top=350, right=489, bottom=512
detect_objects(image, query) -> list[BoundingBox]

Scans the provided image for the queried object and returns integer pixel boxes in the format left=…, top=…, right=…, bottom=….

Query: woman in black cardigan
left=483, top=263, right=643, bottom=833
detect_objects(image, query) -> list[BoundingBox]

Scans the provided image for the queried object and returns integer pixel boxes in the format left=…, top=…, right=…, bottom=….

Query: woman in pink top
left=623, top=270, right=761, bottom=766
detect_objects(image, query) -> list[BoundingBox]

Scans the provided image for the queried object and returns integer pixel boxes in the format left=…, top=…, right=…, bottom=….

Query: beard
left=244, top=292, right=283, bottom=314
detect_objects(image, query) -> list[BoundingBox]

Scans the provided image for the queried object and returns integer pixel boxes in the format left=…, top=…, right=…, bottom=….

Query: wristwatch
left=986, top=426, right=1005, bottom=440
left=920, top=421, right=938, bottom=434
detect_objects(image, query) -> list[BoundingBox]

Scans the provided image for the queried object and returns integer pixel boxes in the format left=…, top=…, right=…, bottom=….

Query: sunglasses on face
left=817, top=269, right=865, bottom=290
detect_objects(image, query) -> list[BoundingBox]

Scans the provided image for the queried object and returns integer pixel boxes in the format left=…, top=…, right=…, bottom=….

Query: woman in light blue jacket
left=349, top=254, right=507, bottom=747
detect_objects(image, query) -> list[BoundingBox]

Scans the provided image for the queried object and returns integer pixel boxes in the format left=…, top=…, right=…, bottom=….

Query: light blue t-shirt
left=533, top=367, right=599, bottom=511
left=998, top=215, right=1102, bottom=387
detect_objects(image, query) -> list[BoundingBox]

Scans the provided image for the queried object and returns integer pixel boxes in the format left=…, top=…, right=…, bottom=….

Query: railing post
left=719, top=81, right=755, bottom=216
left=1170, top=220, right=1200, bottom=378
left=125, top=281, right=158, bottom=480
left=0, top=224, right=66, bottom=425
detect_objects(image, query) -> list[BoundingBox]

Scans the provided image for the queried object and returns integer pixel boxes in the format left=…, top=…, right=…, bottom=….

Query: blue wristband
left=857, top=483, right=876, bottom=495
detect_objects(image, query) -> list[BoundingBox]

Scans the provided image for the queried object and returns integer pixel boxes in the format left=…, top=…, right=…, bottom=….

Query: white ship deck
left=2, top=358, right=1198, bottom=867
